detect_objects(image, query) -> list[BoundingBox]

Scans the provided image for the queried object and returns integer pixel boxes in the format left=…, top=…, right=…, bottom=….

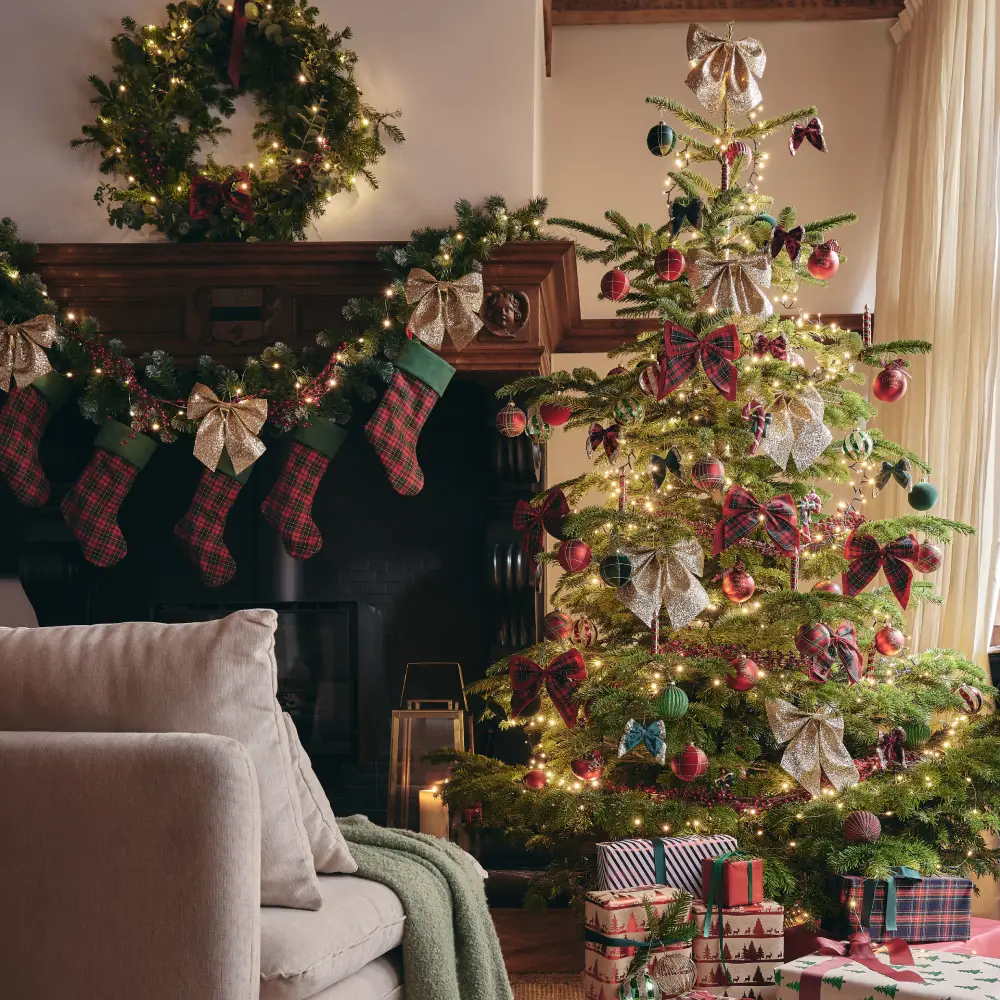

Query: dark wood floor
left=492, top=908, right=584, bottom=974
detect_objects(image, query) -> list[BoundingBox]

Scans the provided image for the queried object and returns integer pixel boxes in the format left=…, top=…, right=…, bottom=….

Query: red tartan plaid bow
left=713, top=485, right=799, bottom=556
left=189, top=172, right=255, bottom=222
left=753, top=333, right=789, bottom=360
left=512, top=487, right=570, bottom=557
left=509, top=648, right=587, bottom=728
left=842, top=530, right=919, bottom=608
left=789, top=116, right=827, bottom=155
left=770, top=226, right=804, bottom=263
left=821, top=620, right=863, bottom=684
left=876, top=727, right=913, bottom=770
left=587, top=423, right=621, bottom=463
left=659, top=323, right=741, bottom=401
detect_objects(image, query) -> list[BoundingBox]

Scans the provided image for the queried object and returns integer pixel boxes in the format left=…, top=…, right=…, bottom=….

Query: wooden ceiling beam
left=551, top=0, right=905, bottom=26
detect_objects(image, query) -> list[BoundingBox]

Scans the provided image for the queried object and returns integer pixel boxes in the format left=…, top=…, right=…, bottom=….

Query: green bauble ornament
left=614, top=398, right=644, bottom=425
left=908, top=482, right=939, bottom=511
left=646, top=122, right=676, bottom=157
left=620, top=967, right=663, bottom=1000
left=842, top=428, right=874, bottom=461
left=526, top=414, right=552, bottom=441
left=658, top=681, right=689, bottom=720
left=903, top=720, right=932, bottom=747
left=600, top=551, right=634, bottom=588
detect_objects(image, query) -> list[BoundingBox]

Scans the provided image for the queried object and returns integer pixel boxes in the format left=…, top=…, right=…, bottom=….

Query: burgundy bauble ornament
left=639, top=362, right=661, bottom=397
left=874, top=625, right=905, bottom=657
left=496, top=401, right=527, bottom=437
left=608, top=365, right=628, bottom=377
left=461, top=802, right=483, bottom=825
left=557, top=540, right=592, bottom=573
left=914, top=542, right=943, bottom=573
left=571, top=751, right=606, bottom=782
left=843, top=809, right=881, bottom=843
left=958, top=683, right=984, bottom=714
left=721, top=564, right=756, bottom=604
left=726, top=656, right=759, bottom=692
left=873, top=364, right=909, bottom=403
left=572, top=615, right=599, bottom=648
left=542, top=610, right=574, bottom=642
left=601, top=268, right=631, bottom=301
left=523, top=769, right=548, bottom=789
left=807, top=240, right=840, bottom=279
left=540, top=402, right=572, bottom=426
left=812, top=580, right=843, bottom=595
left=691, top=457, right=726, bottom=491
left=654, top=248, right=686, bottom=282
left=671, top=743, right=709, bottom=782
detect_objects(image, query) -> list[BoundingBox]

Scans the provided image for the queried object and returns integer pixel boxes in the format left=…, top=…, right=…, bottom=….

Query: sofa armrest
left=0, top=731, right=261, bottom=1000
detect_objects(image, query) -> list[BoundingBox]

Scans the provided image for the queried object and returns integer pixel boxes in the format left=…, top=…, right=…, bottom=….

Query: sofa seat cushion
left=261, top=876, right=405, bottom=1000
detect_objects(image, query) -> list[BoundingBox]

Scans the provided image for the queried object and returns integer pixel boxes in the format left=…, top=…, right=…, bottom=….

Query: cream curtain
left=874, top=0, right=1000, bottom=667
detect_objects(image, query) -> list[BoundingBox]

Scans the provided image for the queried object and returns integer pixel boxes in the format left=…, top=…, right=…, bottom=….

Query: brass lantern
left=387, top=662, right=473, bottom=835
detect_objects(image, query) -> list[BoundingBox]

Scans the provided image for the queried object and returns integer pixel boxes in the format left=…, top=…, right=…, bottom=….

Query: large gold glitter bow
left=766, top=698, right=860, bottom=797
left=404, top=268, right=484, bottom=351
left=759, top=387, right=832, bottom=472
left=685, top=23, right=766, bottom=115
left=187, top=382, right=267, bottom=475
left=0, top=314, right=57, bottom=390
left=688, top=249, right=773, bottom=318
left=617, top=540, right=709, bottom=630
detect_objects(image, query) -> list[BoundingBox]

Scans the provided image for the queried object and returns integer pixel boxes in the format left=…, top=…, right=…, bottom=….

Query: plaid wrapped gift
left=583, top=885, right=693, bottom=1000
left=597, top=834, right=738, bottom=894
left=692, top=899, right=784, bottom=993
left=834, top=874, right=973, bottom=944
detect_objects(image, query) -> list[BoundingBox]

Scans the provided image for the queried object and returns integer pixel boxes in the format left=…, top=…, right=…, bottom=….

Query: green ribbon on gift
left=700, top=851, right=760, bottom=984
left=860, top=866, right=922, bottom=935
left=584, top=928, right=679, bottom=951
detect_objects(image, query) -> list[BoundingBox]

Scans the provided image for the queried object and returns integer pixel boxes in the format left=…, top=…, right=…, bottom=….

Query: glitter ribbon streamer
left=0, top=314, right=57, bottom=390
left=187, top=382, right=267, bottom=475
left=688, top=249, right=773, bottom=318
left=685, top=23, right=766, bottom=115
left=757, top=387, right=832, bottom=472
left=617, top=541, right=709, bottom=629
left=404, top=268, right=484, bottom=351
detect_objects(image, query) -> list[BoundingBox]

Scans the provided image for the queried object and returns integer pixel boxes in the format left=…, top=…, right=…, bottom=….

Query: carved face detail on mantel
left=481, top=286, right=530, bottom=339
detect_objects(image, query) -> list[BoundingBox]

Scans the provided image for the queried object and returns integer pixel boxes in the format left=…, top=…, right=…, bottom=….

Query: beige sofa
left=0, top=730, right=406, bottom=1000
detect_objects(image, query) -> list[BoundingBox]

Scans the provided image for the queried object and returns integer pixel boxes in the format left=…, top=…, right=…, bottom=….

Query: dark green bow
left=670, top=199, right=702, bottom=236
left=873, top=458, right=912, bottom=496
left=860, top=866, right=922, bottom=934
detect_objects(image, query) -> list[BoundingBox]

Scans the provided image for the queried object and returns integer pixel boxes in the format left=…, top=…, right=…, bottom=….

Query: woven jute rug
left=510, top=972, right=585, bottom=999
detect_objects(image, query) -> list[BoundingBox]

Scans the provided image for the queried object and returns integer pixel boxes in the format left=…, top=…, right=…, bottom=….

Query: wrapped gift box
left=691, top=899, right=784, bottom=992
left=596, top=834, right=739, bottom=893
left=929, top=917, right=1000, bottom=958
left=834, top=875, right=973, bottom=943
left=701, top=855, right=764, bottom=906
left=583, top=885, right=693, bottom=1000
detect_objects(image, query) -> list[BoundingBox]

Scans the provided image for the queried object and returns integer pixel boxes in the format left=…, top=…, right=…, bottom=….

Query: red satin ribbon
left=799, top=933, right=924, bottom=1000
left=228, top=0, right=249, bottom=88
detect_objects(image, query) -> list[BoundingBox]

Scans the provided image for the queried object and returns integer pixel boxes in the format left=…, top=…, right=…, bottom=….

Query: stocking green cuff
left=294, top=418, right=348, bottom=460
left=94, top=419, right=158, bottom=470
left=395, top=339, right=455, bottom=397
left=215, top=450, right=253, bottom=485
left=32, top=371, right=73, bottom=410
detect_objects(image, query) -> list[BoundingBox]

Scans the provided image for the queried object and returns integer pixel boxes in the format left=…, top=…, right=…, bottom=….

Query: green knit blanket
left=337, top=815, right=513, bottom=1000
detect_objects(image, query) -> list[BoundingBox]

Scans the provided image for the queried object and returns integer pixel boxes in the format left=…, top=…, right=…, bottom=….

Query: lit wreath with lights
left=73, top=0, right=402, bottom=242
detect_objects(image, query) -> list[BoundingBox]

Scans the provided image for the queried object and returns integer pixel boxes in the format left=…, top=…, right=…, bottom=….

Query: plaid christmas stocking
left=61, top=419, right=157, bottom=568
left=365, top=339, right=454, bottom=496
left=174, top=452, right=251, bottom=587
left=261, top=417, right=348, bottom=559
left=0, top=371, right=72, bottom=507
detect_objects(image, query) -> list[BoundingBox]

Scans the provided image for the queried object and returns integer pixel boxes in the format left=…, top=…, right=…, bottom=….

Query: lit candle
left=418, top=787, right=449, bottom=839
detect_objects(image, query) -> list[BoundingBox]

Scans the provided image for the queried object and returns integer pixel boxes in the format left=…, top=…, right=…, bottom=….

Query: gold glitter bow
left=617, top=540, right=709, bottom=630
left=759, top=387, right=832, bottom=472
left=187, top=383, right=267, bottom=475
left=688, top=249, right=773, bottom=318
left=766, top=698, right=860, bottom=797
left=685, top=23, right=766, bottom=115
left=404, top=268, right=484, bottom=351
left=0, top=314, right=57, bottom=390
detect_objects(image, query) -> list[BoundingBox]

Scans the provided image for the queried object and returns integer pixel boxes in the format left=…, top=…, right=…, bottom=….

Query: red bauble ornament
left=691, top=457, right=726, bottom=490
left=542, top=610, right=574, bottom=642
left=812, top=580, right=843, bottom=595
left=843, top=809, right=881, bottom=843
left=572, top=615, right=599, bottom=648
left=721, top=564, right=756, bottom=603
left=807, top=240, right=840, bottom=279
left=726, top=656, right=759, bottom=692
left=958, top=683, right=984, bottom=714
left=496, top=401, right=527, bottom=437
left=873, top=364, right=909, bottom=403
left=461, top=802, right=483, bottom=825
left=571, top=751, right=606, bottom=782
left=654, top=248, right=686, bottom=281
left=539, top=402, right=572, bottom=426
left=523, top=769, right=548, bottom=789
left=557, top=540, right=592, bottom=573
left=600, top=268, right=631, bottom=301
left=914, top=542, right=943, bottom=573
left=671, top=743, right=709, bottom=782
left=639, top=362, right=661, bottom=398
left=874, top=625, right=905, bottom=656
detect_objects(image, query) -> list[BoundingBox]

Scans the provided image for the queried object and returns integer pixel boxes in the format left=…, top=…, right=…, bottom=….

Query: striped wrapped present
left=596, top=834, right=739, bottom=894
left=834, top=874, right=973, bottom=943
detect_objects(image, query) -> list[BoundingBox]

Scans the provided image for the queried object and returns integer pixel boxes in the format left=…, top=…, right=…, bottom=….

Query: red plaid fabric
left=586, top=423, right=620, bottom=463
left=509, top=648, right=587, bottom=728
left=60, top=449, right=139, bottom=567
left=713, top=485, right=799, bottom=556
left=659, top=323, right=741, bottom=401
left=513, top=487, right=570, bottom=557
left=823, top=620, right=863, bottom=683
left=365, top=368, right=440, bottom=496
left=842, top=530, right=919, bottom=608
left=753, top=333, right=789, bottom=359
left=0, top=385, right=54, bottom=507
left=261, top=441, right=331, bottom=560
left=174, top=467, right=245, bottom=587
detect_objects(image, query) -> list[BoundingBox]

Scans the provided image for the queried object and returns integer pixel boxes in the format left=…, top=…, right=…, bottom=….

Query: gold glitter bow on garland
left=617, top=540, right=709, bottom=630
left=404, top=268, right=484, bottom=351
left=766, top=698, right=860, bottom=797
left=0, top=314, right=57, bottom=390
left=757, top=387, right=832, bottom=472
left=688, top=249, right=773, bottom=318
left=685, top=23, right=767, bottom=115
left=187, top=383, right=267, bottom=475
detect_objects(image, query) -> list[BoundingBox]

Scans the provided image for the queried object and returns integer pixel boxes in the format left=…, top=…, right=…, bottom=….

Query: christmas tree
left=438, top=24, right=1000, bottom=922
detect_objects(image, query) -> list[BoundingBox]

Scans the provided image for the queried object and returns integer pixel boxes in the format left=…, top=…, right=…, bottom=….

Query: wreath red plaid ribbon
left=189, top=171, right=255, bottom=222
left=658, top=323, right=741, bottom=401
left=509, top=648, right=587, bottom=728
left=842, top=530, right=919, bottom=608
left=713, top=485, right=799, bottom=556
left=512, top=487, right=570, bottom=557
left=586, top=423, right=621, bottom=463
left=753, top=333, right=789, bottom=359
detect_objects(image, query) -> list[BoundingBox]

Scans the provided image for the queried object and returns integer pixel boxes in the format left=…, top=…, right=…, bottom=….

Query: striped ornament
left=958, top=683, right=984, bottom=714
left=639, top=362, right=661, bottom=398
left=573, top=615, right=599, bottom=648
left=842, top=428, right=874, bottom=461
left=843, top=809, right=881, bottom=843
left=595, top=834, right=738, bottom=894
left=614, top=398, right=645, bottom=425
left=658, top=682, right=689, bottom=720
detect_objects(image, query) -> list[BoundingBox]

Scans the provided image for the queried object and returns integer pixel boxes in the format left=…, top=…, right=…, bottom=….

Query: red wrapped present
left=929, top=916, right=1000, bottom=957
left=702, top=853, right=764, bottom=906
left=692, top=898, right=784, bottom=993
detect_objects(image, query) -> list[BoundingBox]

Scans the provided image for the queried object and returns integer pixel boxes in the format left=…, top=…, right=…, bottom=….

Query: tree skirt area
left=510, top=973, right=585, bottom=999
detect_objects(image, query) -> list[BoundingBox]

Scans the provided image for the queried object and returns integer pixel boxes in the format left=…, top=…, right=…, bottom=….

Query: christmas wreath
left=73, top=1, right=402, bottom=241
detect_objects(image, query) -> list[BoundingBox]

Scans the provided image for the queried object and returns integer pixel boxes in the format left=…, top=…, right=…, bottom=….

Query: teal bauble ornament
left=614, top=398, right=644, bottom=425
left=909, top=482, right=939, bottom=510
left=842, top=428, right=874, bottom=461
left=646, top=122, right=676, bottom=157
left=620, top=967, right=663, bottom=1000
left=658, top=681, right=689, bottom=720
left=755, top=213, right=778, bottom=227
left=600, top=551, right=634, bottom=588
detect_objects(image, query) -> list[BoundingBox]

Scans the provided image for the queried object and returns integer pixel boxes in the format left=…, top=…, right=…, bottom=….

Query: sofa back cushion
left=0, top=609, right=322, bottom=910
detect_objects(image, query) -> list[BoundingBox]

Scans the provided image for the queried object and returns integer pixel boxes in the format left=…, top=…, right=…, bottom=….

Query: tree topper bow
left=404, top=268, right=484, bottom=351
left=0, top=314, right=56, bottom=391
left=685, top=23, right=766, bottom=115
left=186, top=383, right=267, bottom=475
